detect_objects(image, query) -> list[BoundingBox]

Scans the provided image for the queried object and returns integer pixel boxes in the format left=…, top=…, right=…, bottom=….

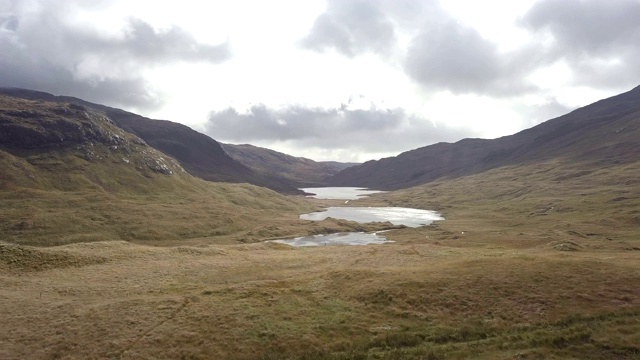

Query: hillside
left=0, top=94, right=184, bottom=190
left=221, top=143, right=357, bottom=186
left=0, top=95, right=322, bottom=245
left=328, top=85, right=640, bottom=189
left=2, top=152, right=639, bottom=359
left=321, top=160, right=359, bottom=171
left=0, top=88, right=303, bottom=194
left=1, top=92, right=639, bottom=359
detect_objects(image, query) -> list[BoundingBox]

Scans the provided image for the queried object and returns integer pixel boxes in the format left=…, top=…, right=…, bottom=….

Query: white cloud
left=0, top=0, right=230, bottom=110
left=521, top=0, right=640, bottom=90
left=206, top=104, right=477, bottom=162
left=1, top=0, right=638, bottom=161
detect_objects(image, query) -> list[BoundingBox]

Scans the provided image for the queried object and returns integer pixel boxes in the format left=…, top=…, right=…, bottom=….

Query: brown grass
left=359, top=158, right=640, bottom=251
left=1, top=116, right=639, bottom=360
left=0, top=109, right=391, bottom=246
left=1, top=240, right=638, bottom=359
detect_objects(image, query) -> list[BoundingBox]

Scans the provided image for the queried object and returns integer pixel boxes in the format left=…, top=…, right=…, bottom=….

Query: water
left=272, top=187, right=443, bottom=247
left=300, top=187, right=383, bottom=200
left=270, top=232, right=392, bottom=247
left=300, top=206, right=444, bottom=228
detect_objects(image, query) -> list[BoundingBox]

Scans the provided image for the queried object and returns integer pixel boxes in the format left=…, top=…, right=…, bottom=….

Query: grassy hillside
left=2, top=155, right=638, bottom=359
left=0, top=95, right=327, bottom=246
left=0, top=88, right=304, bottom=194
left=369, top=158, right=640, bottom=250
left=329, top=85, right=640, bottom=190
left=1, top=93, right=638, bottom=359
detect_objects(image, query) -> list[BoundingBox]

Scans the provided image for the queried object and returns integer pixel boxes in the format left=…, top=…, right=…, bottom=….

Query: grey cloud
left=303, top=0, right=640, bottom=97
left=0, top=1, right=230, bottom=109
left=521, top=0, right=640, bottom=89
left=518, top=98, right=574, bottom=127
left=568, top=57, right=640, bottom=89
left=522, top=0, right=640, bottom=55
left=406, top=21, right=504, bottom=95
left=0, top=40, right=161, bottom=109
left=206, top=104, right=477, bottom=156
left=404, top=17, right=549, bottom=97
left=301, top=0, right=397, bottom=57
left=303, top=0, right=540, bottom=96
left=0, top=14, right=17, bottom=30
left=90, top=18, right=231, bottom=65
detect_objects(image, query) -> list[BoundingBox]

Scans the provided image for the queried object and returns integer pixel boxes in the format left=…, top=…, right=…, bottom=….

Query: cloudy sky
left=2, top=0, right=639, bottom=162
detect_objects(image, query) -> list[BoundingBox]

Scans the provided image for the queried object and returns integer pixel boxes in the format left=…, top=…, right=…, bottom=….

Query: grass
left=1, top=96, right=395, bottom=246
left=1, top=241, right=638, bottom=359
left=1, top=157, right=639, bottom=359
left=0, top=142, right=390, bottom=247
left=367, top=158, right=640, bottom=250
left=0, top=180, right=395, bottom=246
left=1, top=95, right=639, bottom=358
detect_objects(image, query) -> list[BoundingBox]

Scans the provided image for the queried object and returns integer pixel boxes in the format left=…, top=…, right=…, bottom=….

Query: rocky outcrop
left=0, top=96, right=183, bottom=176
left=0, top=103, right=134, bottom=148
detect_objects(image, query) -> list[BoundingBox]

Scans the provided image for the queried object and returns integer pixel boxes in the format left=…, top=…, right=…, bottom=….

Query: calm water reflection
left=271, top=232, right=392, bottom=247
left=275, top=188, right=444, bottom=247
left=300, top=207, right=444, bottom=227
left=300, top=187, right=384, bottom=200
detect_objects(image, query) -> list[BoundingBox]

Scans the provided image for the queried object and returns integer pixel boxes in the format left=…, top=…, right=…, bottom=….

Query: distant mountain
left=221, top=143, right=357, bottom=186
left=0, top=88, right=302, bottom=194
left=320, top=160, right=360, bottom=172
left=328, top=85, right=640, bottom=190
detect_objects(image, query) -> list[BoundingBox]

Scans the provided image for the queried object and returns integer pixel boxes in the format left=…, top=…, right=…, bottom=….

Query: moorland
left=0, top=87, right=639, bottom=359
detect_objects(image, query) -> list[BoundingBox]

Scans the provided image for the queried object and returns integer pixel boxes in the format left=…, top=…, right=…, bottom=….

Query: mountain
left=0, top=94, right=314, bottom=245
left=221, top=143, right=358, bottom=186
left=3, top=91, right=638, bottom=360
left=320, top=160, right=360, bottom=172
left=0, top=88, right=302, bottom=194
left=328, top=85, right=640, bottom=190
left=0, top=94, right=185, bottom=187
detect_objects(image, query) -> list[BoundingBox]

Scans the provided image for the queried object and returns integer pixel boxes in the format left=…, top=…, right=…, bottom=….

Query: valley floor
left=1, top=238, right=638, bottom=359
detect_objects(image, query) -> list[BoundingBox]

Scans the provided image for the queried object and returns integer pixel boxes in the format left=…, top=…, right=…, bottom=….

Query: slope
left=0, top=88, right=302, bottom=194
left=328, top=85, right=640, bottom=190
left=0, top=95, right=316, bottom=246
left=1, top=94, right=639, bottom=360
left=221, top=143, right=357, bottom=186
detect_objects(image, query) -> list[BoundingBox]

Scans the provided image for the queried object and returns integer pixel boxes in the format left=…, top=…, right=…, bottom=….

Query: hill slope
left=221, top=143, right=357, bottom=186
left=0, top=88, right=302, bottom=194
left=2, top=93, right=639, bottom=360
left=0, top=95, right=316, bottom=245
left=328, top=85, right=640, bottom=189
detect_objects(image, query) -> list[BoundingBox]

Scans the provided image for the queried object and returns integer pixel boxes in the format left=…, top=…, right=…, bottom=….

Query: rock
left=549, top=241, right=582, bottom=251
left=143, top=156, right=174, bottom=175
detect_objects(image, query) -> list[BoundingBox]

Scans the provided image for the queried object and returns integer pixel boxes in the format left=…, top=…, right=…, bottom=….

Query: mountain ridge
left=328, top=85, right=640, bottom=189
left=0, top=94, right=320, bottom=245
left=0, top=88, right=303, bottom=194
left=221, top=143, right=357, bottom=187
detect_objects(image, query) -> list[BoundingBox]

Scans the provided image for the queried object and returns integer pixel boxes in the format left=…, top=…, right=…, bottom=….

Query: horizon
left=2, top=82, right=638, bottom=164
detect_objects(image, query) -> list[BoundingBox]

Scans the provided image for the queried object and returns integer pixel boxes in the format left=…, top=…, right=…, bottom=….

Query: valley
left=1, top=88, right=639, bottom=359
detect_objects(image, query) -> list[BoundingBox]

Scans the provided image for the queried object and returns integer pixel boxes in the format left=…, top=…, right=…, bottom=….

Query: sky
left=1, top=0, right=640, bottom=162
